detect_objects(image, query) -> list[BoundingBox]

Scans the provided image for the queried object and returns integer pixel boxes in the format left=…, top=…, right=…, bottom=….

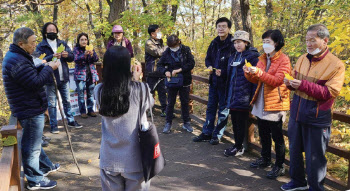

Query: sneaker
left=50, top=126, right=59, bottom=134
left=224, top=146, right=245, bottom=157
left=80, top=113, right=88, bottom=118
left=209, top=137, right=220, bottom=145
left=163, top=123, right=172, bottom=134
left=88, top=112, right=97, bottom=117
left=26, top=177, right=57, bottom=190
left=193, top=133, right=211, bottom=142
left=182, top=122, right=193, bottom=132
left=68, top=121, right=83, bottom=129
left=42, top=139, right=49, bottom=147
left=42, top=135, right=51, bottom=142
left=267, top=165, right=285, bottom=179
left=250, top=157, right=271, bottom=168
left=281, top=180, right=308, bottom=191
left=160, top=112, right=166, bottom=117
left=43, top=163, right=60, bottom=177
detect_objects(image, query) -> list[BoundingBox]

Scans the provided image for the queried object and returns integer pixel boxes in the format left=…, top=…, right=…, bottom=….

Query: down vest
left=245, top=50, right=291, bottom=111
left=226, top=48, right=260, bottom=110
left=2, top=44, right=53, bottom=120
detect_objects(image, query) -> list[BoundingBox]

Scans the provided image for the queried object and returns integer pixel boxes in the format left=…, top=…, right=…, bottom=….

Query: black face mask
left=46, top=32, right=57, bottom=40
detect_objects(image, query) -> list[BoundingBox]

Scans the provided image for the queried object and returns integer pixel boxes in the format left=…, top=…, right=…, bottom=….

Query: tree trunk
left=53, top=0, right=58, bottom=24
left=191, top=0, right=195, bottom=41
left=171, top=4, right=178, bottom=23
left=107, top=0, right=127, bottom=24
left=240, top=0, right=253, bottom=46
left=86, top=1, right=104, bottom=57
left=230, top=0, right=241, bottom=31
left=265, top=0, right=273, bottom=29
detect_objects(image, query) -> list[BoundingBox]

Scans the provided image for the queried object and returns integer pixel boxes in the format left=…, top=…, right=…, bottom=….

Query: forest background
left=0, top=0, right=350, bottom=184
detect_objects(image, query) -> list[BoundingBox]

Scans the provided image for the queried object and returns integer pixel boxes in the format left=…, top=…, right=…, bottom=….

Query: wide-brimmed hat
left=112, top=25, right=124, bottom=33
left=232, top=30, right=250, bottom=43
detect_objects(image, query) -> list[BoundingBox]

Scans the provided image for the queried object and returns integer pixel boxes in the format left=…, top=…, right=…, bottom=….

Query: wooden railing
left=0, top=124, right=24, bottom=191
left=189, top=74, right=350, bottom=191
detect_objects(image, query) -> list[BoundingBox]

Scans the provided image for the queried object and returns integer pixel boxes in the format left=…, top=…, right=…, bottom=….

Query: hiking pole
left=51, top=73, right=82, bottom=175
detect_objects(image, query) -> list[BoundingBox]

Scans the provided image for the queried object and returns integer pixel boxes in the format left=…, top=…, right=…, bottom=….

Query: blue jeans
left=46, top=82, right=75, bottom=128
left=76, top=79, right=95, bottom=114
left=19, top=113, right=54, bottom=185
left=202, top=84, right=227, bottom=139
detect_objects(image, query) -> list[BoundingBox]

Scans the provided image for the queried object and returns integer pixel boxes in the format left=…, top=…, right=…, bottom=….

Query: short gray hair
left=13, top=27, right=35, bottom=45
left=307, top=24, right=330, bottom=39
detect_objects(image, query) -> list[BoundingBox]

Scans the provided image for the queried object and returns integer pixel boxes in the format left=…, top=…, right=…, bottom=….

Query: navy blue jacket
left=226, top=48, right=259, bottom=110
left=205, top=34, right=235, bottom=88
left=157, top=44, right=195, bottom=86
left=36, top=38, right=74, bottom=85
left=2, top=44, right=54, bottom=120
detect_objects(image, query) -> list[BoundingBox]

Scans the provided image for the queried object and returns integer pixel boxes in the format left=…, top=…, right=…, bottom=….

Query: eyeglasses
left=217, top=25, right=228, bottom=29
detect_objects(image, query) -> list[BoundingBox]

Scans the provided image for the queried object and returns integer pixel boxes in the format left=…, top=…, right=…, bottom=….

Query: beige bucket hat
left=232, top=30, right=251, bottom=43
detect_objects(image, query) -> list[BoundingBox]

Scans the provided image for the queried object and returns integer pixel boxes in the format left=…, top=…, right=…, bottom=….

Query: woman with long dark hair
left=94, top=46, right=153, bottom=191
left=73, top=33, right=99, bottom=118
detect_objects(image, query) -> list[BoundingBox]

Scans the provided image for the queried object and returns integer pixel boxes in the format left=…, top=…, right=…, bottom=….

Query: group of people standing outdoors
left=1, top=15, right=345, bottom=191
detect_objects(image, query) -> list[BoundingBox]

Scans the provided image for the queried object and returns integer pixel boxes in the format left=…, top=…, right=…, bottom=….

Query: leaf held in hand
left=56, top=44, right=65, bottom=53
left=39, top=53, right=46, bottom=60
left=86, top=44, right=94, bottom=51
left=245, top=59, right=252, bottom=68
left=284, top=72, right=294, bottom=80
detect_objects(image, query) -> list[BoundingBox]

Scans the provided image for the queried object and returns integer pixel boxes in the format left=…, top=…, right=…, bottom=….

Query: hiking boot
left=193, top=133, right=211, bottom=142
left=209, top=137, right=220, bottom=145
left=26, top=177, right=57, bottom=190
left=160, top=112, right=166, bottom=117
left=163, top=123, right=172, bottom=134
left=50, top=126, right=59, bottom=134
left=267, top=165, right=285, bottom=179
left=182, top=122, right=193, bottom=132
left=250, top=157, right=271, bottom=168
left=224, top=145, right=245, bottom=157
left=281, top=180, right=308, bottom=191
left=43, top=163, right=60, bottom=177
left=88, top=112, right=97, bottom=117
left=80, top=113, right=88, bottom=118
left=68, top=121, right=83, bottom=129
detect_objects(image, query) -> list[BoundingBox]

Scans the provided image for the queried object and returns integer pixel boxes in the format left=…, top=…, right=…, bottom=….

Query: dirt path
left=44, top=108, right=296, bottom=191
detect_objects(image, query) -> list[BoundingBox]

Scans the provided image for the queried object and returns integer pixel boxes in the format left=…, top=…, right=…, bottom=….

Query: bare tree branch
left=29, top=0, right=65, bottom=5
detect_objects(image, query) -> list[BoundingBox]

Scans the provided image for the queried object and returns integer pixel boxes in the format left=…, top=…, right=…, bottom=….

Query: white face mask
left=170, top=46, right=180, bottom=52
left=263, top=43, right=275, bottom=54
left=156, top=32, right=162, bottom=40
left=307, top=48, right=322, bottom=55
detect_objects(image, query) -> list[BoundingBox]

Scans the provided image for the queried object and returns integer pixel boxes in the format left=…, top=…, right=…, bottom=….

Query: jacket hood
left=9, top=44, right=33, bottom=61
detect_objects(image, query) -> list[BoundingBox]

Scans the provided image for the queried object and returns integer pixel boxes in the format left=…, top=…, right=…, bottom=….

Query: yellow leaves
left=245, top=59, right=252, bottom=68
left=1, top=136, right=17, bottom=147
left=39, top=53, right=46, bottom=60
left=56, top=44, right=65, bottom=54
left=86, top=44, right=94, bottom=51
left=284, top=72, right=294, bottom=80
left=204, top=68, right=212, bottom=72
left=305, top=10, right=315, bottom=19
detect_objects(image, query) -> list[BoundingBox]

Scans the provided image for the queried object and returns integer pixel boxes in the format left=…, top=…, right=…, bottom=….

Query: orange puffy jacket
left=245, top=50, right=291, bottom=111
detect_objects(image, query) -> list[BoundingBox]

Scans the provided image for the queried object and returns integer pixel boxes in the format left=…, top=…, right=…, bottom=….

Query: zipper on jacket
left=277, top=87, right=282, bottom=101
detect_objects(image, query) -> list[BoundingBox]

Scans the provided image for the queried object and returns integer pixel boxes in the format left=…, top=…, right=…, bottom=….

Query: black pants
left=257, top=118, right=285, bottom=167
left=166, top=86, right=190, bottom=124
left=146, top=77, right=167, bottom=113
left=230, top=110, right=249, bottom=149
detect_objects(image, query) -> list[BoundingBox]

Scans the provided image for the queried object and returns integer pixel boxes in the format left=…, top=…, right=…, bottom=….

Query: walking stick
left=51, top=73, right=82, bottom=175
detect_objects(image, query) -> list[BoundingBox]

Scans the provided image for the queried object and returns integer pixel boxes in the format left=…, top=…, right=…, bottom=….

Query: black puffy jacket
left=2, top=44, right=53, bottom=120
